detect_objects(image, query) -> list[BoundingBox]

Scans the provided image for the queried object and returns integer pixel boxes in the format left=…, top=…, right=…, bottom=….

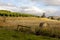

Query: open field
left=0, top=17, right=50, bottom=29
left=0, top=17, right=60, bottom=32
left=0, top=16, right=60, bottom=39
left=0, top=17, right=60, bottom=28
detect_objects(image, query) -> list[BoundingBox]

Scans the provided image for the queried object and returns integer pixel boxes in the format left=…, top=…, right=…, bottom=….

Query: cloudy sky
left=0, top=0, right=60, bottom=16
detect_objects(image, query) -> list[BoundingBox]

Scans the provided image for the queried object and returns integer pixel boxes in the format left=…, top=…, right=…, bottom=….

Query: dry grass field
left=0, top=16, right=60, bottom=37
left=0, top=16, right=60, bottom=29
left=0, top=17, right=49, bottom=28
left=0, top=17, right=59, bottom=28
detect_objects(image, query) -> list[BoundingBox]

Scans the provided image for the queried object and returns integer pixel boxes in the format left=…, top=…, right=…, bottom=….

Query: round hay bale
left=39, top=22, right=49, bottom=30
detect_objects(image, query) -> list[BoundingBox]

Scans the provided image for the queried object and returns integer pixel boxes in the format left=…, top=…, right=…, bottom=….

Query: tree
left=57, top=18, right=60, bottom=20
left=51, top=16, right=54, bottom=19
left=0, top=14, right=4, bottom=16
left=5, top=14, right=8, bottom=17
left=9, top=14, right=12, bottom=17
left=41, top=13, right=46, bottom=18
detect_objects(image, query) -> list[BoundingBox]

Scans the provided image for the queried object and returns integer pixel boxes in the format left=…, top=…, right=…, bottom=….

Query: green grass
left=0, top=10, right=40, bottom=17
left=0, top=29, right=60, bottom=40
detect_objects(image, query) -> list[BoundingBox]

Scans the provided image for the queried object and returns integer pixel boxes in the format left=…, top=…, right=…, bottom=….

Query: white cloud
left=31, top=0, right=60, bottom=6
left=43, top=7, right=60, bottom=16
left=0, top=6, right=18, bottom=12
left=0, top=3, right=45, bottom=16
left=19, top=6, right=45, bottom=15
left=0, top=3, right=19, bottom=12
left=0, top=2, right=60, bottom=16
left=44, top=0, right=60, bottom=6
left=19, top=6, right=59, bottom=16
left=0, top=3, right=16, bottom=7
left=45, top=8, right=57, bottom=13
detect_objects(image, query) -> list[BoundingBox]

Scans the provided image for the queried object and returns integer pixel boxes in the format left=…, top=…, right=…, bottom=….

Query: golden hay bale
left=39, top=22, right=48, bottom=27
left=39, top=22, right=49, bottom=30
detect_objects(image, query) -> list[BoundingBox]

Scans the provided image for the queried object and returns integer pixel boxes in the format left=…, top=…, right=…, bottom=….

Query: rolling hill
left=0, top=10, right=40, bottom=17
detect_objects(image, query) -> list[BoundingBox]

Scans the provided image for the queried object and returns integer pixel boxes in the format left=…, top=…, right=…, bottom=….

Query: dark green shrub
left=5, top=14, right=8, bottom=16
left=57, top=18, right=60, bottom=20
left=0, top=14, right=4, bottom=16
left=9, top=14, right=12, bottom=17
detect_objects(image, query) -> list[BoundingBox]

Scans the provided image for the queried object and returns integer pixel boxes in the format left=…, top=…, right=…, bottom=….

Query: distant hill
left=0, top=10, right=40, bottom=17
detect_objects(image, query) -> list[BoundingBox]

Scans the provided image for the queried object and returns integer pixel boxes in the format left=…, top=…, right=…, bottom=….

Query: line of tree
left=0, top=10, right=40, bottom=17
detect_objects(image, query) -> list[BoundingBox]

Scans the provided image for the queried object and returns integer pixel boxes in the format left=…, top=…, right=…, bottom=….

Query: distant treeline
left=0, top=10, right=40, bottom=17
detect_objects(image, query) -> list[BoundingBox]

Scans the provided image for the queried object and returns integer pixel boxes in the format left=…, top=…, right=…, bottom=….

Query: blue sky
left=0, top=0, right=60, bottom=16
left=0, top=0, right=59, bottom=8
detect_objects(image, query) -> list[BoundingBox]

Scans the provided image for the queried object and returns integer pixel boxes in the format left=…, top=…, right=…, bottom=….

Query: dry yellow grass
left=0, top=16, right=60, bottom=30
left=0, top=16, right=60, bottom=37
